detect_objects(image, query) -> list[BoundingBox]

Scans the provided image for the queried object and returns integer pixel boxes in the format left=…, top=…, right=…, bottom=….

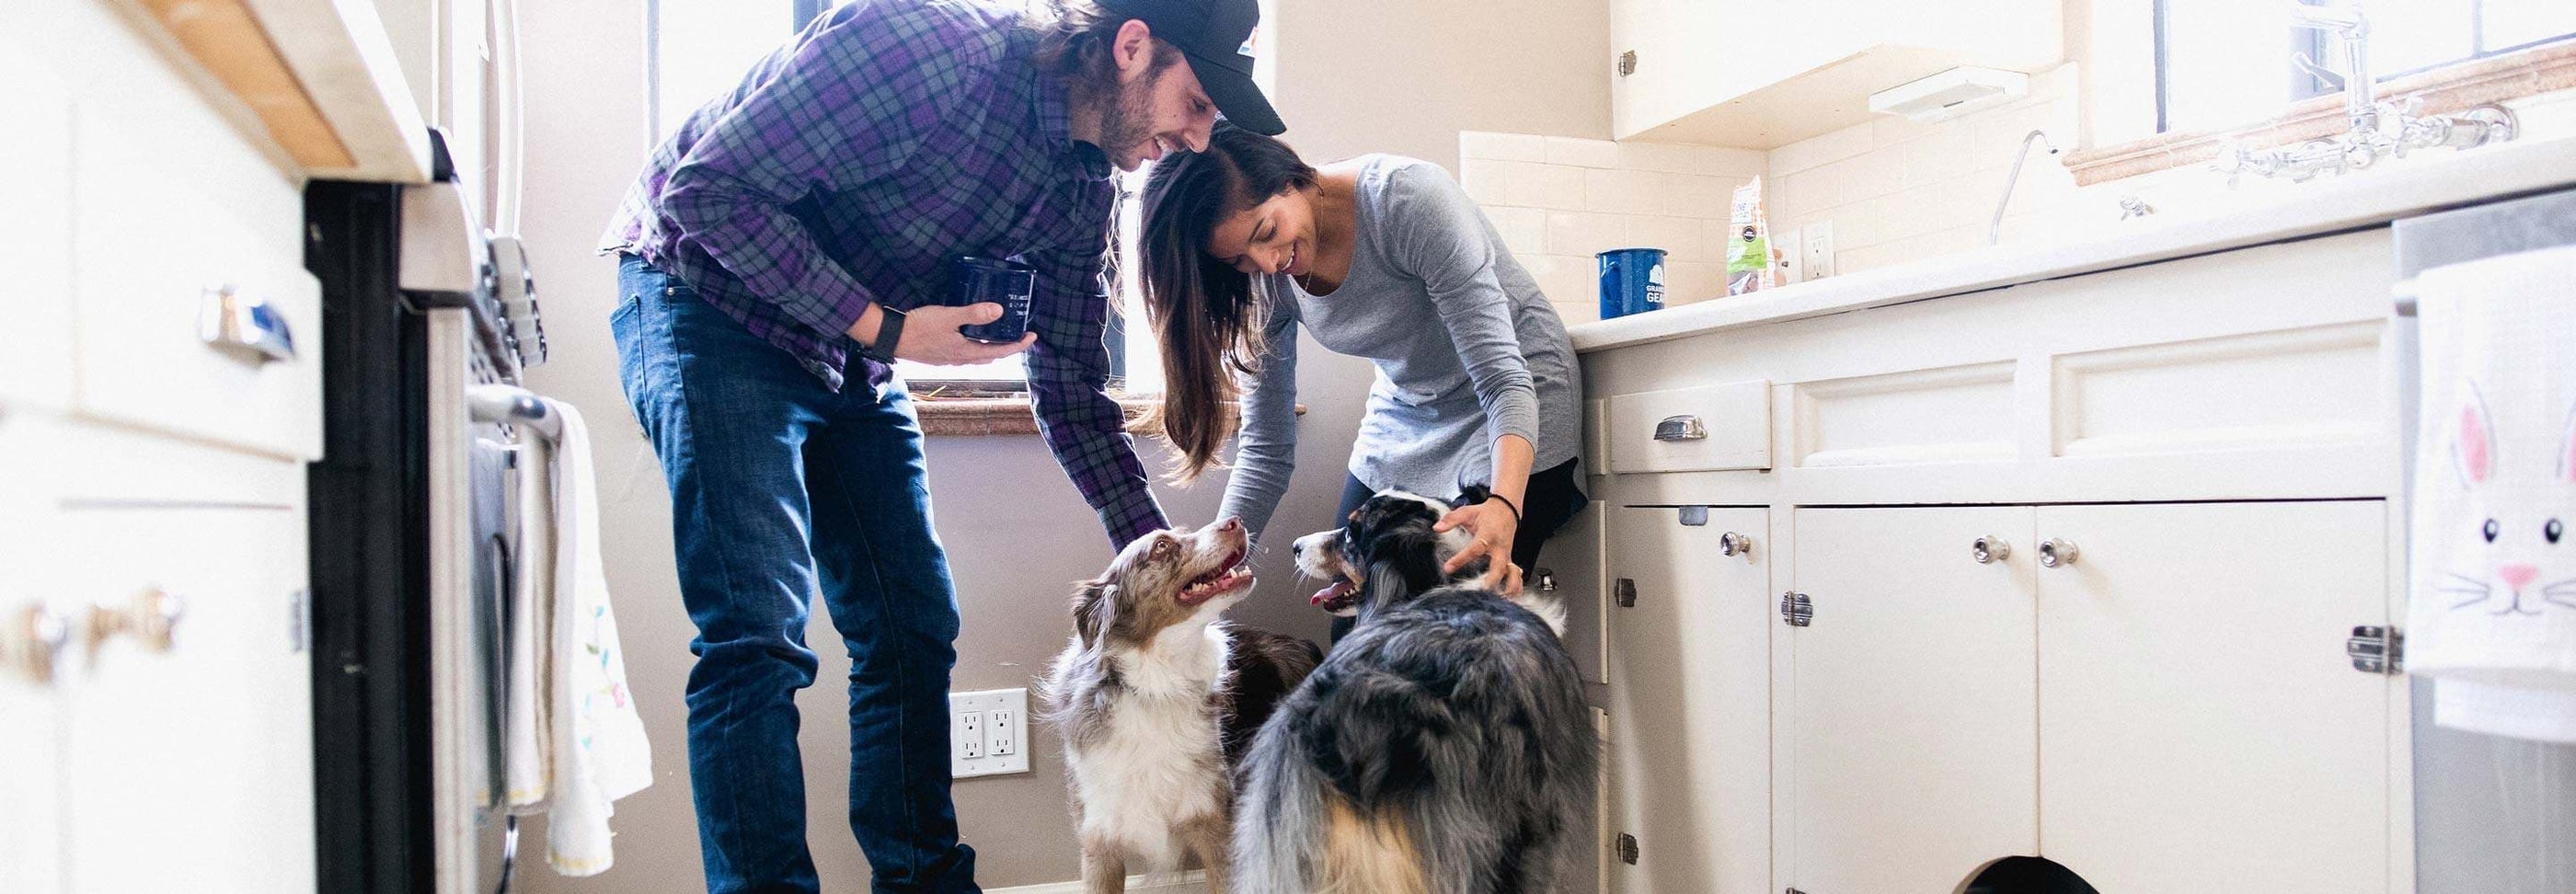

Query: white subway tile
left=1617, top=141, right=1770, bottom=176
left=1459, top=158, right=1516, bottom=205
left=1551, top=300, right=1601, bottom=325
left=1901, top=125, right=1976, bottom=186
left=1583, top=167, right=1637, bottom=214
left=1514, top=164, right=1591, bottom=211
left=1773, top=167, right=1841, bottom=222
left=1460, top=132, right=1549, bottom=163
left=1486, top=205, right=1549, bottom=258
left=1664, top=261, right=1727, bottom=305
left=1769, top=121, right=1876, bottom=175
left=1546, top=211, right=1631, bottom=258
left=1662, top=174, right=1740, bottom=218
left=1629, top=215, right=1719, bottom=262
left=1546, top=136, right=1624, bottom=168
left=1823, top=153, right=1904, bottom=201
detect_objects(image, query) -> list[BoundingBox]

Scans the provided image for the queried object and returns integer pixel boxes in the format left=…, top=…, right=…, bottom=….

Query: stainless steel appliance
left=308, top=130, right=551, bottom=894
left=2395, top=187, right=2576, bottom=894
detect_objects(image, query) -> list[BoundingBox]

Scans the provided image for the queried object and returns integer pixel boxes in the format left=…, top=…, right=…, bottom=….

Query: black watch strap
left=863, top=305, right=906, bottom=363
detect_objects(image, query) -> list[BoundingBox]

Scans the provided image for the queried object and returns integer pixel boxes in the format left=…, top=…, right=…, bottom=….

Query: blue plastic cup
left=1596, top=247, right=1667, bottom=319
left=949, top=256, right=1037, bottom=343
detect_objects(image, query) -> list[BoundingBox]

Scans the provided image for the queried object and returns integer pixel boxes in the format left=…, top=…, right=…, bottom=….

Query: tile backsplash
left=1466, top=61, right=2576, bottom=326
left=1457, top=132, right=1765, bottom=323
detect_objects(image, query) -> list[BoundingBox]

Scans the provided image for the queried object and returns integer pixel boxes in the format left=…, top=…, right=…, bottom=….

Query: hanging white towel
left=540, top=397, right=654, bottom=875
left=2406, top=245, right=2576, bottom=742
left=504, top=442, right=554, bottom=811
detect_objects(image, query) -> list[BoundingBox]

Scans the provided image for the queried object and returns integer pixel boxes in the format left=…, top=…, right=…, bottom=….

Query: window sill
left=915, top=397, right=1306, bottom=437
left=2065, top=39, right=2576, bottom=187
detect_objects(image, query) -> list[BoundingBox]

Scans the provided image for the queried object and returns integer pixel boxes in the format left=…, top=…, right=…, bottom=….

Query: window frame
left=2149, top=0, right=2576, bottom=136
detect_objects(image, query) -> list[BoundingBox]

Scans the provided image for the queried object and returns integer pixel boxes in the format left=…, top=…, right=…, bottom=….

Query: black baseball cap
left=1095, top=0, right=1284, bottom=135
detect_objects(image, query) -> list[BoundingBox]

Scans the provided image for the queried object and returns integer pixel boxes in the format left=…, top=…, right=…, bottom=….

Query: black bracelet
left=861, top=305, right=906, bottom=363
left=1486, top=492, right=1521, bottom=522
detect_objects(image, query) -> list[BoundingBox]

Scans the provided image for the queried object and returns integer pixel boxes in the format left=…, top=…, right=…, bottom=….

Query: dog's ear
left=1071, top=579, right=1114, bottom=649
left=1455, top=483, right=1492, bottom=508
left=1361, top=525, right=1448, bottom=609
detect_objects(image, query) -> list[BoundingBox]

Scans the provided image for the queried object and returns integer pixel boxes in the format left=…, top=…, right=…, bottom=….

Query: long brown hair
left=1136, top=123, right=1318, bottom=481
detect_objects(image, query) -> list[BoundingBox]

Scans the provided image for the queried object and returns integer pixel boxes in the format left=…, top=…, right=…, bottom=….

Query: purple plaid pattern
left=603, top=0, right=1167, bottom=546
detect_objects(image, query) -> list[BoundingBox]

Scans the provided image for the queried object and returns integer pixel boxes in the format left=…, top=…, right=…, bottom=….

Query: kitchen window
left=2155, top=0, right=2576, bottom=134
left=646, top=0, right=1233, bottom=396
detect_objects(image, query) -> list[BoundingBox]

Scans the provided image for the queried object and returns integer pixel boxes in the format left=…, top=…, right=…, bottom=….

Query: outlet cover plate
left=950, top=688, right=1031, bottom=778
left=1803, top=220, right=1835, bottom=281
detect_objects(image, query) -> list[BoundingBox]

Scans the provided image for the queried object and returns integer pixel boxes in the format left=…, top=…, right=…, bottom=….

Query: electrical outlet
left=950, top=688, right=1030, bottom=778
left=1802, top=220, right=1834, bottom=281
left=1775, top=226, right=1803, bottom=284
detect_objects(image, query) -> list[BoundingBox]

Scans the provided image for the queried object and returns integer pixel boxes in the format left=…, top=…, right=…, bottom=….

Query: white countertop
left=1570, top=135, right=2576, bottom=353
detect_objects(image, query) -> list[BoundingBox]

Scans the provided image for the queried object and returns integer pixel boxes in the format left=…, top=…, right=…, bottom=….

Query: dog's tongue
left=1311, top=580, right=1355, bottom=610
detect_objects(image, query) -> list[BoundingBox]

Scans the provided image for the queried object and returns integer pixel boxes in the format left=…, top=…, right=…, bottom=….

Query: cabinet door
left=1789, top=506, right=2038, bottom=893
left=2035, top=501, right=2389, bottom=892
left=61, top=504, right=315, bottom=893
left=1609, top=506, right=1770, bottom=894
left=0, top=415, right=64, bottom=894
left=1534, top=500, right=1610, bottom=684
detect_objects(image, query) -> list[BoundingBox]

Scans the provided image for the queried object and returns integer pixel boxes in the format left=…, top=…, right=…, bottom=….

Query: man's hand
left=1433, top=499, right=1521, bottom=590
left=847, top=302, right=1036, bottom=366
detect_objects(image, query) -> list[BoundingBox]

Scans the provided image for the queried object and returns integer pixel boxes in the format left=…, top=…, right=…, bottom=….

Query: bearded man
left=598, top=0, right=1281, bottom=889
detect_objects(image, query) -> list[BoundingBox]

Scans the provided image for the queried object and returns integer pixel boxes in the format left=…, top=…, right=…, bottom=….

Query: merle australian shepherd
left=1040, top=517, right=1324, bottom=894
left=1237, top=487, right=1597, bottom=894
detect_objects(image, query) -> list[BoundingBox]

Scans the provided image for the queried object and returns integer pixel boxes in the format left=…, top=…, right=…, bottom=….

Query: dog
left=1040, top=517, right=1324, bottom=894
left=1301, top=486, right=1569, bottom=636
left=1234, top=488, right=1596, bottom=894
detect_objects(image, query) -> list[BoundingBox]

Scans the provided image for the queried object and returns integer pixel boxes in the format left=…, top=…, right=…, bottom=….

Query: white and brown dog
left=1039, top=517, right=1322, bottom=894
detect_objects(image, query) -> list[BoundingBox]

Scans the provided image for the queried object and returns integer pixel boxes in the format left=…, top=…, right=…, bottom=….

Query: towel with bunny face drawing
left=2408, top=245, right=2576, bottom=742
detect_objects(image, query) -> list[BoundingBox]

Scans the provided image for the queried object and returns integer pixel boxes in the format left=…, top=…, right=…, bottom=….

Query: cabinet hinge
left=1616, top=832, right=1639, bottom=865
left=2346, top=625, right=2403, bottom=674
left=1616, top=50, right=1638, bottom=76
left=1678, top=505, right=1708, bottom=526
left=1614, top=578, right=1638, bottom=608
left=1779, top=591, right=1813, bottom=627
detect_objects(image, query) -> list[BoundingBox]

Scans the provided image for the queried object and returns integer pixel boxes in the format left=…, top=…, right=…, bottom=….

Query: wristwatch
left=861, top=304, right=906, bottom=363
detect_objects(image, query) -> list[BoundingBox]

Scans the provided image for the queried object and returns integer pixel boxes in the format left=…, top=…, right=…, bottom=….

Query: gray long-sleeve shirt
left=1215, top=155, right=1582, bottom=542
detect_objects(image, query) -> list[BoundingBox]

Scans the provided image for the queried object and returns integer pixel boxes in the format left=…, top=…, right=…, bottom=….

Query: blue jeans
left=613, top=256, right=979, bottom=894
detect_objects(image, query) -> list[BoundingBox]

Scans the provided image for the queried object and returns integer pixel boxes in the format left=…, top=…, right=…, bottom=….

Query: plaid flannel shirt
left=602, top=0, right=1167, bottom=547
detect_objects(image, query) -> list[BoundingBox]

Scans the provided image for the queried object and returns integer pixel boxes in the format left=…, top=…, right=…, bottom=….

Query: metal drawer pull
left=2038, top=538, right=2080, bottom=568
left=1652, top=415, right=1708, bottom=441
left=198, top=284, right=297, bottom=364
left=88, top=587, right=185, bottom=657
left=1972, top=536, right=2010, bottom=565
left=1718, top=532, right=1754, bottom=559
left=5, top=604, right=71, bottom=684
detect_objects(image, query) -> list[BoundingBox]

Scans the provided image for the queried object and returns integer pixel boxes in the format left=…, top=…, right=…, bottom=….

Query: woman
left=1137, top=123, right=1583, bottom=611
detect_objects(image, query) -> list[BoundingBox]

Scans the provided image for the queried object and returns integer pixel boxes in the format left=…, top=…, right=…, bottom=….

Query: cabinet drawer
left=1604, top=379, right=1770, bottom=474
left=70, top=121, right=320, bottom=461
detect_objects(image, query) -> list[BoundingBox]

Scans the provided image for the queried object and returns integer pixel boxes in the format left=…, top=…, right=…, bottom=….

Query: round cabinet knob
left=6, top=604, right=72, bottom=684
left=1971, top=536, right=2011, bottom=565
left=2039, top=539, right=2081, bottom=568
left=88, top=587, right=185, bottom=657
left=1718, top=532, right=1754, bottom=559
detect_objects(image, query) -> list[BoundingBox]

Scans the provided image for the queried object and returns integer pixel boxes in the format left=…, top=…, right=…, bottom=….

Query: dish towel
left=540, top=397, right=654, bottom=875
left=2406, top=244, right=2576, bottom=743
left=504, top=438, right=554, bottom=811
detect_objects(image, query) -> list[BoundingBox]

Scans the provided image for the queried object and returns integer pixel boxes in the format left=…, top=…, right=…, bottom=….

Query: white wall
left=506, top=0, right=1607, bottom=889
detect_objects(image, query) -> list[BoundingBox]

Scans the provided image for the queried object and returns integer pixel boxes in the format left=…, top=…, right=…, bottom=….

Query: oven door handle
left=466, top=384, right=562, bottom=443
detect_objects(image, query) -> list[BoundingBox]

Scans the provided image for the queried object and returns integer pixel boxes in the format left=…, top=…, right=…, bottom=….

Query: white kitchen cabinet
left=2035, top=500, right=2394, bottom=892
left=0, top=415, right=67, bottom=894
left=0, top=31, right=76, bottom=416
left=1607, top=506, right=1770, bottom=894
left=1788, top=506, right=2039, bottom=893
left=1608, top=0, right=2063, bottom=145
left=59, top=503, right=316, bottom=894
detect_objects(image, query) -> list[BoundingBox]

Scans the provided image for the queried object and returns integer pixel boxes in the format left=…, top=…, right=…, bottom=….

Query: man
left=598, top=0, right=1282, bottom=889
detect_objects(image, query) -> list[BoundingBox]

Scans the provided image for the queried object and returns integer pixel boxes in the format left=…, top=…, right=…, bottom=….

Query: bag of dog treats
left=1727, top=177, right=1776, bottom=295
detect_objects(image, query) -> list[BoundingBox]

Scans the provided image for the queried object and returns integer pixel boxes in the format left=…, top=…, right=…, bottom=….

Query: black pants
left=1329, top=456, right=1586, bottom=640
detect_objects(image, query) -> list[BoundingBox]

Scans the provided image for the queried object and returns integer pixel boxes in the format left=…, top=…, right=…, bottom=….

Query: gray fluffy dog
left=1235, top=487, right=1597, bottom=894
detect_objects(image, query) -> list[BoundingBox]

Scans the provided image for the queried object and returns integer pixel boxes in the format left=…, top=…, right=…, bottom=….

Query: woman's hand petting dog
left=1433, top=498, right=1521, bottom=591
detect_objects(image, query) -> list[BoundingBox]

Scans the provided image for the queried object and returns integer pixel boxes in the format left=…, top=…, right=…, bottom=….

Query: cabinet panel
left=0, top=34, right=75, bottom=415
left=1605, top=380, right=1772, bottom=474
left=1535, top=500, right=1610, bottom=684
left=60, top=504, right=315, bottom=893
left=1609, top=506, right=1770, bottom=894
left=2035, top=501, right=2389, bottom=892
left=1790, top=506, right=2038, bottom=893
left=0, top=415, right=66, bottom=894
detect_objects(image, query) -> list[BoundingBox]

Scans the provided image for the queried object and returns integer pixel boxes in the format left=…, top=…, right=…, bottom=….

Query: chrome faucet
left=2215, top=2, right=2517, bottom=184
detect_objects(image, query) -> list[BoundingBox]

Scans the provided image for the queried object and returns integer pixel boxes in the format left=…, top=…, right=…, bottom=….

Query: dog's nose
left=1292, top=540, right=1305, bottom=558
left=1217, top=517, right=1242, bottom=533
